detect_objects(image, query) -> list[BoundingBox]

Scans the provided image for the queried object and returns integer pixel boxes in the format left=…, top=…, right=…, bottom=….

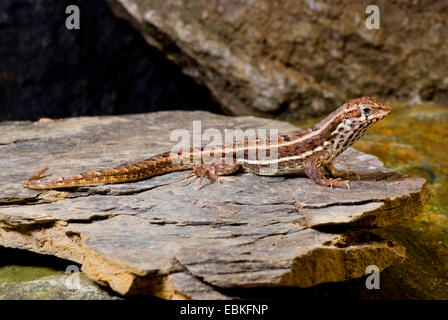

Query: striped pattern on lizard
left=23, top=97, right=391, bottom=190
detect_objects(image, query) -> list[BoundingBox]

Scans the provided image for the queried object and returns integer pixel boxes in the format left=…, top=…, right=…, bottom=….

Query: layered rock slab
left=0, top=111, right=429, bottom=299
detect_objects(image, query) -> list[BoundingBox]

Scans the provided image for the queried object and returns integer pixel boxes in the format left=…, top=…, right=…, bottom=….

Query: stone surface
left=0, top=111, right=429, bottom=299
left=0, top=273, right=121, bottom=300
left=106, top=0, right=448, bottom=119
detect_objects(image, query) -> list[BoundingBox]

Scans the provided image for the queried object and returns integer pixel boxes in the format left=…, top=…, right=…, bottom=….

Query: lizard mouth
left=376, top=105, right=392, bottom=120
left=381, top=108, right=391, bottom=119
left=369, top=109, right=390, bottom=123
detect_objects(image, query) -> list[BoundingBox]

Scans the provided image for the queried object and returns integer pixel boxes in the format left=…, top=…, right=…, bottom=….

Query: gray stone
left=0, top=274, right=121, bottom=300
left=0, top=111, right=429, bottom=299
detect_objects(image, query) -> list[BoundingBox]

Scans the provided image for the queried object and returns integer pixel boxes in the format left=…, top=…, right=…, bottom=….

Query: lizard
left=23, top=97, right=391, bottom=190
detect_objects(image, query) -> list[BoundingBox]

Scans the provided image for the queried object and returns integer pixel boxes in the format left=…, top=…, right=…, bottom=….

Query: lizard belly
left=242, top=161, right=305, bottom=176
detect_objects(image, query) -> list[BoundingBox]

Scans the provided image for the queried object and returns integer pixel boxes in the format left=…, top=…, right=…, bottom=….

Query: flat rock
left=0, top=111, right=429, bottom=299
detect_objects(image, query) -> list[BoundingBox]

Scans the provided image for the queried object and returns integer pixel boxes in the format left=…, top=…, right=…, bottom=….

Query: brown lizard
left=23, top=97, right=391, bottom=190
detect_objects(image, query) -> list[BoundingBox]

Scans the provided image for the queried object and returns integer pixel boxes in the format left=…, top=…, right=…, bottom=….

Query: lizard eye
left=363, top=107, right=371, bottom=114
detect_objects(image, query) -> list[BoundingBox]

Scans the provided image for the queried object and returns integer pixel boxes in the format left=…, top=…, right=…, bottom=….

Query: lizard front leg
left=187, top=163, right=241, bottom=184
left=303, top=160, right=350, bottom=189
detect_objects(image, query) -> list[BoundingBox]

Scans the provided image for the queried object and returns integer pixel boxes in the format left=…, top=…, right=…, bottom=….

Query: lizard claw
left=185, top=171, right=195, bottom=178
left=188, top=164, right=220, bottom=186
left=327, top=178, right=351, bottom=189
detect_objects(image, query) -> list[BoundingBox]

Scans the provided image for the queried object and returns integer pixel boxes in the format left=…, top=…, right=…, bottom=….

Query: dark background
left=0, top=0, right=221, bottom=121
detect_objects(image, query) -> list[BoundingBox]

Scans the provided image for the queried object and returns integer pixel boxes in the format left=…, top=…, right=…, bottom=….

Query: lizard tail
left=23, top=167, right=52, bottom=189
left=22, top=166, right=125, bottom=190
left=22, top=152, right=193, bottom=190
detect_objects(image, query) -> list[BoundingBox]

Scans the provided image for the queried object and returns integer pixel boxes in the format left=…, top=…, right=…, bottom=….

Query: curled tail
left=22, top=152, right=192, bottom=190
left=23, top=167, right=53, bottom=189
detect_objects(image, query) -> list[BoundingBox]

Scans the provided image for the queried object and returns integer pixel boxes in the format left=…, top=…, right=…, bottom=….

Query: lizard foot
left=328, top=178, right=351, bottom=189
left=186, top=163, right=221, bottom=185
left=304, top=161, right=352, bottom=189
left=184, top=163, right=241, bottom=186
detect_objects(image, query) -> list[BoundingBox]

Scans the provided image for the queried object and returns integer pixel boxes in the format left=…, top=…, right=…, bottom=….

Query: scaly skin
left=23, top=97, right=391, bottom=190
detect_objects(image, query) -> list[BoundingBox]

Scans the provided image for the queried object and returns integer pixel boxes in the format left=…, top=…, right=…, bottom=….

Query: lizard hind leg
left=303, top=160, right=351, bottom=189
left=186, top=163, right=241, bottom=185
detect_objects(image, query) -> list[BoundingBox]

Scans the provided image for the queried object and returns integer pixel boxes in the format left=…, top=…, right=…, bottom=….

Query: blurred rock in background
left=1, top=0, right=447, bottom=121
left=107, top=0, right=448, bottom=119
left=0, top=0, right=220, bottom=121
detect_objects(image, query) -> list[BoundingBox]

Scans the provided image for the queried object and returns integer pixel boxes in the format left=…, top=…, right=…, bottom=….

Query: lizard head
left=341, top=96, right=391, bottom=126
left=320, top=97, right=391, bottom=157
